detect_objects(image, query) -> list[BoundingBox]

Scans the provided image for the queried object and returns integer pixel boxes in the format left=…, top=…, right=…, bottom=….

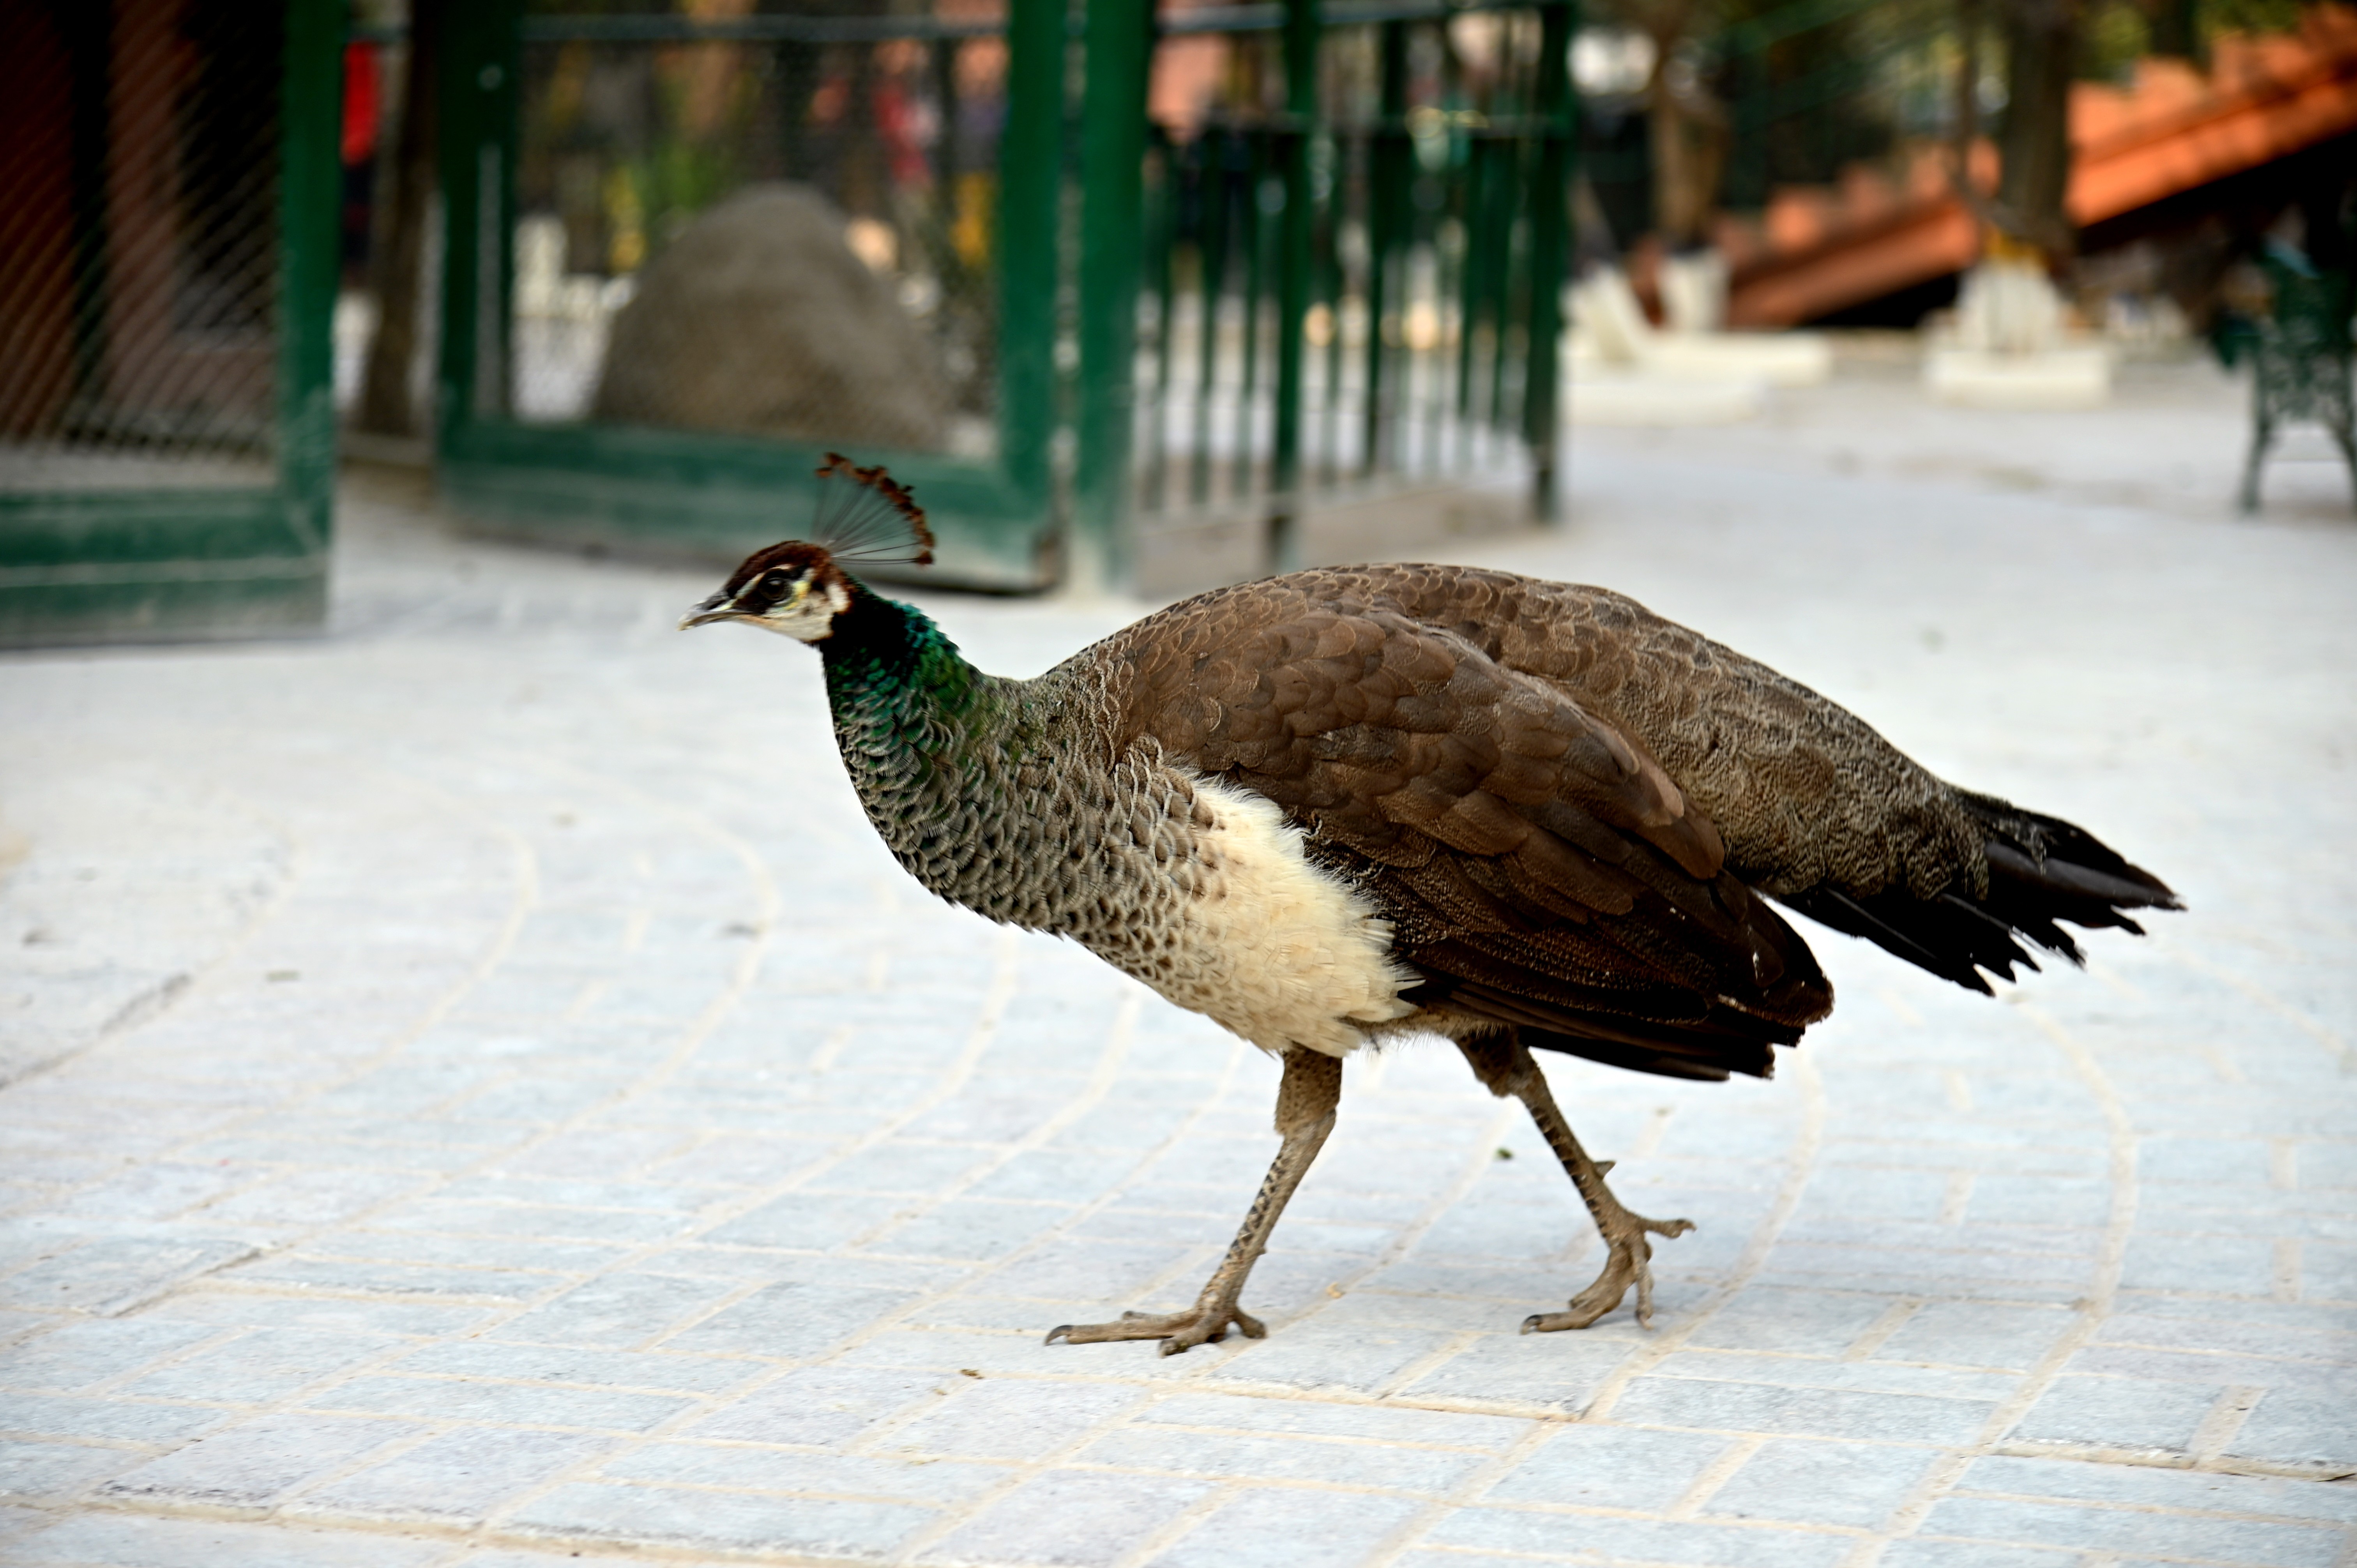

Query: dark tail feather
left=1774, top=884, right=2026, bottom=994
left=1959, top=789, right=2180, bottom=936
left=1404, top=973, right=1793, bottom=1082
left=1776, top=790, right=2179, bottom=996
left=1521, top=1026, right=1765, bottom=1082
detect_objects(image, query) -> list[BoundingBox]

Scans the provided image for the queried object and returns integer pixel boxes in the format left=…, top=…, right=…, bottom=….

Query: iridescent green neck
left=817, top=583, right=1034, bottom=908
left=818, top=583, right=985, bottom=731
left=809, top=581, right=1143, bottom=937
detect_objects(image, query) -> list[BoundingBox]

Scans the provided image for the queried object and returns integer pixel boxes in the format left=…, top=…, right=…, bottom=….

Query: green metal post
left=998, top=0, right=1061, bottom=509
left=1361, top=19, right=1407, bottom=478
left=1472, top=124, right=1518, bottom=457
left=278, top=0, right=344, bottom=558
left=1523, top=0, right=1574, bottom=521
left=1232, top=132, right=1267, bottom=503
left=433, top=3, right=474, bottom=454
left=1424, top=32, right=1465, bottom=470
left=1266, top=0, right=1320, bottom=573
left=1191, top=132, right=1231, bottom=509
left=1140, top=129, right=1178, bottom=513
left=1486, top=135, right=1520, bottom=438
left=1318, top=154, right=1343, bottom=487
left=1454, top=135, right=1487, bottom=431
left=1072, top=0, right=1152, bottom=591
left=435, top=0, right=522, bottom=450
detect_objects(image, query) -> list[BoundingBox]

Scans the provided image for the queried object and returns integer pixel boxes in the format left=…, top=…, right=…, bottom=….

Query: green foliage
left=825, top=593, right=986, bottom=736
left=2081, top=0, right=2150, bottom=83
left=2199, top=0, right=2312, bottom=37
left=632, top=138, right=745, bottom=249
left=1710, top=0, right=1947, bottom=208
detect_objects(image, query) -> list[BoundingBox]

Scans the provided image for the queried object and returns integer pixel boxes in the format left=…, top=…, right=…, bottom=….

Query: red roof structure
left=1714, top=5, right=2357, bottom=327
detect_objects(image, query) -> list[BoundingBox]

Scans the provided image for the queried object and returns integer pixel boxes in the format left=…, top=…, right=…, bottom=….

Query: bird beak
left=678, top=594, right=736, bottom=631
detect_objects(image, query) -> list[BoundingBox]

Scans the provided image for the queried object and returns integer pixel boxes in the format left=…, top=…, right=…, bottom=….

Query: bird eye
left=760, top=571, right=787, bottom=593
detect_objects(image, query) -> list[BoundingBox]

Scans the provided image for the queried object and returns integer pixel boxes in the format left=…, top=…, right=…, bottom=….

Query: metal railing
left=1076, top=0, right=1576, bottom=582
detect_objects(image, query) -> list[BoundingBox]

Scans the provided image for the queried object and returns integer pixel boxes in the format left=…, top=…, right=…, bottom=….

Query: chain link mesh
left=0, top=0, right=287, bottom=493
left=508, top=2, right=1008, bottom=457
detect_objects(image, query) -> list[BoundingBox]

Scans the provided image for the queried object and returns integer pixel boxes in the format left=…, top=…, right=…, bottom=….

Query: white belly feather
left=1143, top=774, right=1415, bottom=1057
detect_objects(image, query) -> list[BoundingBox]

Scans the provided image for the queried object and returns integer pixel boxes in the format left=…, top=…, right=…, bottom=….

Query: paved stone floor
left=2, top=353, right=2353, bottom=1568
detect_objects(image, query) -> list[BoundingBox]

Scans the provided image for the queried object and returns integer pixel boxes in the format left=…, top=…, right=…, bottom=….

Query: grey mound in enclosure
left=593, top=183, right=948, bottom=451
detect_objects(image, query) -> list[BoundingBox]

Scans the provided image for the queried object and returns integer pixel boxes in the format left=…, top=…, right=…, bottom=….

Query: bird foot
left=1045, top=1303, right=1266, bottom=1356
left=1521, top=1208, right=1694, bottom=1333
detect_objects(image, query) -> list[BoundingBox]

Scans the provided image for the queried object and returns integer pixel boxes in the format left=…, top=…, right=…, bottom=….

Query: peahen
left=680, top=457, right=2179, bottom=1354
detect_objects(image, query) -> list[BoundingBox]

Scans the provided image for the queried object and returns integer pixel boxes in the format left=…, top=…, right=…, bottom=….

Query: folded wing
left=1103, top=582, right=1832, bottom=1081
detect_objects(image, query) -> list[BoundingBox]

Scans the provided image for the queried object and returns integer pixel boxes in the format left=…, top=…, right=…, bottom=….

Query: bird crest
left=807, top=453, right=936, bottom=570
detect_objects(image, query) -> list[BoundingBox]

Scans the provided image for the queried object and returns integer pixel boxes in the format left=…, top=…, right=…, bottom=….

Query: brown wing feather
left=1285, top=565, right=1986, bottom=897
left=1283, top=565, right=2175, bottom=982
left=1104, top=565, right=1984, bottom=899
left=1095, top=572, right=1834, bottom=1076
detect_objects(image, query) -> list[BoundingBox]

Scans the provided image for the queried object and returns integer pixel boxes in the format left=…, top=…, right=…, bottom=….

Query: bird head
left=680, top=454, right=935, bottom=643
left=680, top=541, right=852, bottom=642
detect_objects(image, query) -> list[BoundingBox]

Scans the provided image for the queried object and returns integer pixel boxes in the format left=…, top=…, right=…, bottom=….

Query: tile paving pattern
left=2, top=362, right=2353, bottom=1565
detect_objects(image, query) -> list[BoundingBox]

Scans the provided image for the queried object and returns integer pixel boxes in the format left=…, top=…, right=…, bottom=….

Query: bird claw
left=1045, top=1303, right=1267, bottom=1354
left=1521, top=1211, right=1693, bottom=1333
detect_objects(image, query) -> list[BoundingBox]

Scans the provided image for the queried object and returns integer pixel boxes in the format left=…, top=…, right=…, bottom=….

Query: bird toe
left=1521, top=1208, right=1694, bottom=1333
left=1048, top=1302, right=1260, bottom=1353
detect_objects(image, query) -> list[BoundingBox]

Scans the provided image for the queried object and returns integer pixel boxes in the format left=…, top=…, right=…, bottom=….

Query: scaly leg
left=1047, top=1046, right=1342, bottom=1356
left=2240, top=408, right=2272, bottom=514
left=1458, top=1032, right=1693, bottom=1331
left=2330, top=390, right=2357, bottom=513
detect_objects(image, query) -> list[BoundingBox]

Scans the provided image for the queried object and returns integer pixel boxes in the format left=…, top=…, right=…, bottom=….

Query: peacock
left=680, top=457, right=2178, bottom=1354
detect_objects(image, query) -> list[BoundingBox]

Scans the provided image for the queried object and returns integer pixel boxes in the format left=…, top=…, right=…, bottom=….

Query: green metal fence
left=1075, top=0, right=1577, bottom=584
left=434, top=0, right=1060, bottom=590
left=0, top=0, right=343, bottom=648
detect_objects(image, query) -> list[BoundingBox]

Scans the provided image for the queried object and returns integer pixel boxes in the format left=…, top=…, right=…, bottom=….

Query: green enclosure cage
left=0, top=0, right=343, bottom=648
left=434, top=0, right=1060, bottom=590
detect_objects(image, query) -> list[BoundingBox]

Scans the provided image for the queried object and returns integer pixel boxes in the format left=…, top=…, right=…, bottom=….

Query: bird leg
left=1047, top=1046, right=1342, bottom=1356
left=1457, top=1033, right=1693, bottom=1331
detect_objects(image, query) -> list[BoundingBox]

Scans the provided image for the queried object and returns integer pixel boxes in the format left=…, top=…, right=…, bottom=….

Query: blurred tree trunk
left=357, top=0, right=440, bottom=437
left=1626, top=0, right=1727, bottom=250
left=1649, top=55, right=1729, bottom=248
left=1993, top=0, right=2078, bottom=261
